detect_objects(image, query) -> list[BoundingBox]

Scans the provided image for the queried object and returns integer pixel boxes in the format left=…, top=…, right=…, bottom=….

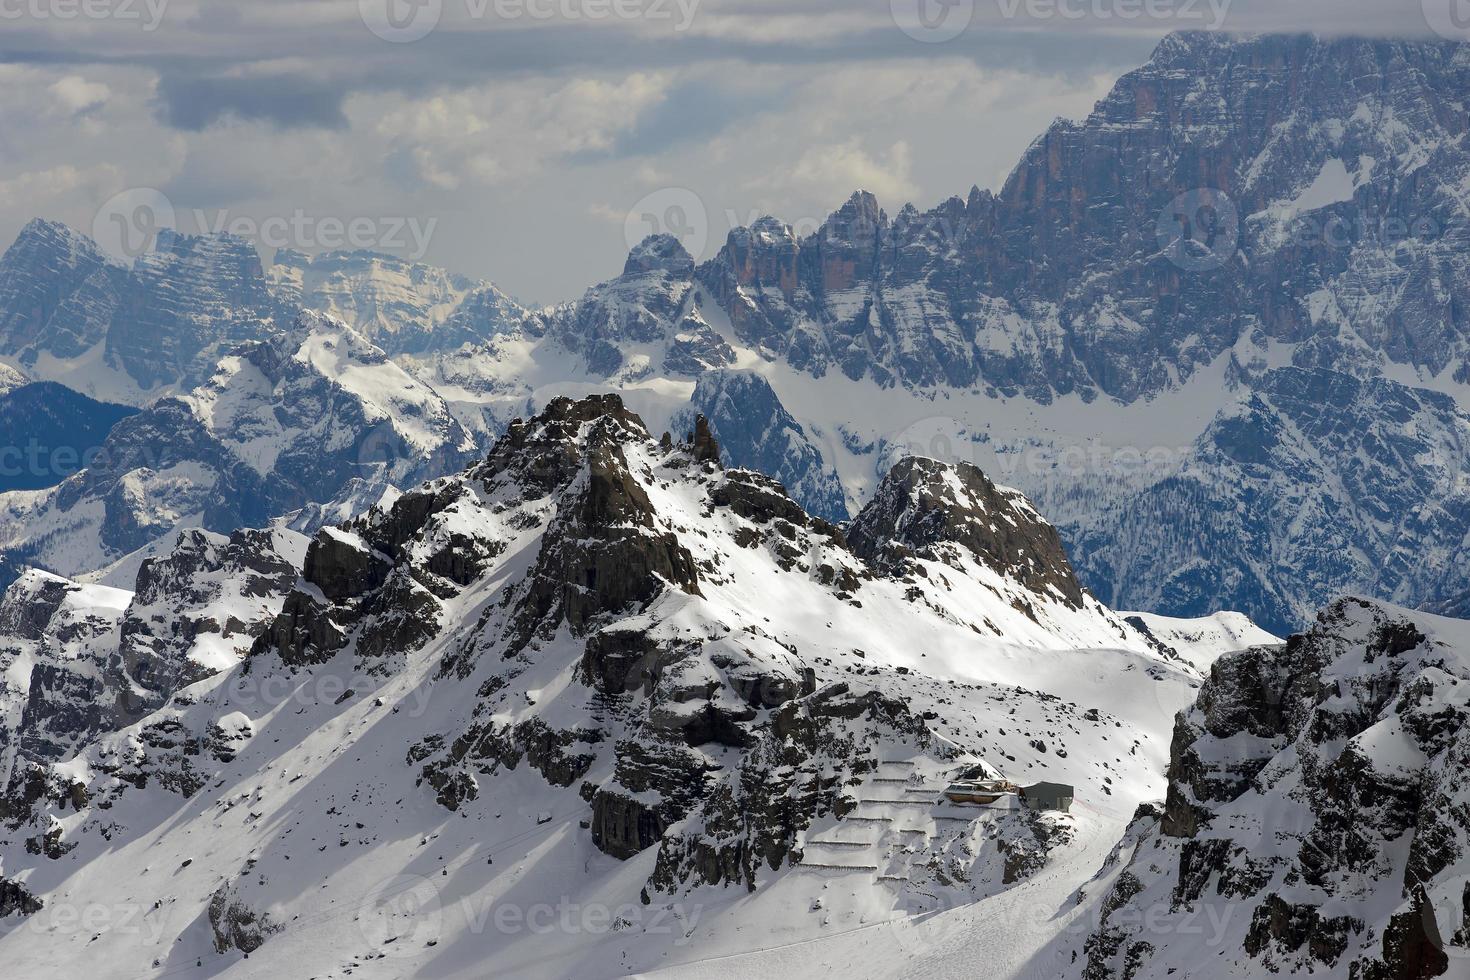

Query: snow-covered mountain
left=0, top=222, right=526, bottom=403
left=0, top=394, right=1262, bottom=978
left=0, top=312, right=475, bottom=586
left=1065, top=364, right=1470, bottom=636
left=265, top=249, right=524, bottom=356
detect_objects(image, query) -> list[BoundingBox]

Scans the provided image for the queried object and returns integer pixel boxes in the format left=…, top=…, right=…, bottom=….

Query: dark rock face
left=496, top=398, right=702, bottom=647
left=303, top=529, right=391, bottom=602
left=208, top=878, right=282, bottom=955
left=254, top=590, right=344, bottom=668
left=0, top=383, right=136, bottom=493
left=0, top=876, right=42, bottom=918
left=698, top=35, right=1470, bottom=402
left=1079, top=598, right=1470, bottom=978
left=849, top=455, right=1086, bottom=609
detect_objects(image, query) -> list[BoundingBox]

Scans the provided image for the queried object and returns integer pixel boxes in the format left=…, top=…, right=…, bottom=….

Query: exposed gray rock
left=849, top=455, right=1086, bottom=609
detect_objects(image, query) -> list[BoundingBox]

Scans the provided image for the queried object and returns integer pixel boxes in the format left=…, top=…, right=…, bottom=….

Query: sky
left=0, top=0, right=1454, bottom=304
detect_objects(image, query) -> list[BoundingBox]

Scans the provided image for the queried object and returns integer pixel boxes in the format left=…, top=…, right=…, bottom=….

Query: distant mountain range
left=2, top=31, right=1468, bottom=636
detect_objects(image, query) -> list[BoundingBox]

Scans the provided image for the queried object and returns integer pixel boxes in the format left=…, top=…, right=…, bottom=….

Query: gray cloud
left=155, top=72, right=350, bottom=130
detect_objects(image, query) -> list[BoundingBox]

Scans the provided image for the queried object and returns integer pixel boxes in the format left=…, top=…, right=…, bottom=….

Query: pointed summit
left=622, top=233, right=695, bottom=277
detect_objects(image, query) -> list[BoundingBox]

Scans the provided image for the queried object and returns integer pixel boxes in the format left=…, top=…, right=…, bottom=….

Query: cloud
left=49, top=75, right=110, bottom=112
left=365, top=72, right=671, bottom=185
left=154, top=72, right=350, bottom=130
left=773, top=138, right=919, bottom=205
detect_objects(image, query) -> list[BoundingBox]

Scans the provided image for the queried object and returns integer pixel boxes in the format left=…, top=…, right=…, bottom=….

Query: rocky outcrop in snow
left=0, top=526, right=302, bottom=786
left=1073, top=597, right=1470, bottom=978
left=849, top=455, right=1087, bottom=611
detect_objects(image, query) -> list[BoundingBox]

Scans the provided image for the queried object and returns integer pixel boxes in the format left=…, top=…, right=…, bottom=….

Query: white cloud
left=363, top=72, right=671, bottom=186
left=50, top=76, right=111, bottom=113
left=776, top=138, right=918, bottom=204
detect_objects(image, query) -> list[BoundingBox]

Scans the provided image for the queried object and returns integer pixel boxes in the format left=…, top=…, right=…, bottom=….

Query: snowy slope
left=1123, top=610, right=1282, bottom=673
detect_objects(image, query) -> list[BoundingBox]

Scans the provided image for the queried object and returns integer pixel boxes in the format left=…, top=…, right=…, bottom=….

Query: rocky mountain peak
left=848, top=455, right=1087, bottom=609
left=623, top=233, right=695, bottom=277
left=819, top=189, right=887, bottom=249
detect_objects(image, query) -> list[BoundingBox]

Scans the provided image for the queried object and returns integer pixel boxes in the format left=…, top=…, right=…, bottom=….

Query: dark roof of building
left=1019, top=781, right=1074, bottom=796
